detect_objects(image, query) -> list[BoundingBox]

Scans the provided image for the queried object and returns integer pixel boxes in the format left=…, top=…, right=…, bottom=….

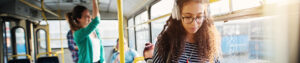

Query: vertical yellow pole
left=117, top=0, right=125, bottom=63
left=46, top=25, right=51, bottom=56
left=41, top=0, right=51, bottom=55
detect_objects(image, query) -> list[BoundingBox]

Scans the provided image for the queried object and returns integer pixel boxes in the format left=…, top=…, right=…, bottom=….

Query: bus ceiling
left=43, top=0, right=157, bottom=20
left=0, top=0, right=157, bottom=20
left=0, top=0, right=224, bottom=20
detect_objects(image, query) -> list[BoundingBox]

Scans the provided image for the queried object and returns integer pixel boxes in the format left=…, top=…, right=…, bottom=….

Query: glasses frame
left=181, top=16, right=206, bottom=24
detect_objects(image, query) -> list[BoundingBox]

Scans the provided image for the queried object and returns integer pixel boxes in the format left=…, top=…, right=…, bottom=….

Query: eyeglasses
left=181, top=16, right=205, bottom=24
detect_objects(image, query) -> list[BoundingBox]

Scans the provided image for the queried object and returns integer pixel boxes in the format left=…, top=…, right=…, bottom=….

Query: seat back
left=36, top=56, right=59, bottom=63
left=8, top=59, right=30, bottom=63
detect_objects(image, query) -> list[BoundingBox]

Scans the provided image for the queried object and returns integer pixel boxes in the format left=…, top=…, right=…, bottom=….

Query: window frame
left=11, top=26, right=28, bottom=59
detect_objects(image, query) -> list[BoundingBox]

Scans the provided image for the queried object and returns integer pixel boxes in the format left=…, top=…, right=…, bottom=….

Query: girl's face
left=181, top=1, right=206, bottom=34
left=77, top=9, right=91, bottom=28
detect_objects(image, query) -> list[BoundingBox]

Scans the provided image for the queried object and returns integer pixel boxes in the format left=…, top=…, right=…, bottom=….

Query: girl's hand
left=92, top=0, right=100, bottom=19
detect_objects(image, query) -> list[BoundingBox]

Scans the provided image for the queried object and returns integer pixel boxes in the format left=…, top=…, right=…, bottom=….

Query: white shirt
left=90, top=32, right=101, bottom=62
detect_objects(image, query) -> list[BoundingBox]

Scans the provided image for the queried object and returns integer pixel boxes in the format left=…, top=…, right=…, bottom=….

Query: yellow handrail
left=117, top=0, right=125, bottom=63
left=133, top=57, right=145, bottom=63
left=210, top=0, right=219, bottom=3
left=45, top=25, right=51, bottom=55
left=36, top=52, right=59, bottom=58
left=19, top=0, right=60, bottom=17
left=8, top=54, right=32, bottom=61
left=126, top=13, right=171, bottom=29
left=39, top=0, right=52, bottom=56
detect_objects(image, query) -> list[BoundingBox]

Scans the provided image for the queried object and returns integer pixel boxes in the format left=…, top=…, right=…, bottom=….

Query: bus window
left=231, top=0, right=262, bottom=11
left=37, top=30, right=47, bottom=54
left=5, top=22, right=12, bottom=62
left=150, top=17, right=168, bottom=45
left=150, top=0, right=173, bottom=44
left=128, top=18, right=136, bottom=49
left=135, top=11, right=150, bottom=55
left=150, top=0, right=173, bottom=18
left=98, top=20, right=119, bottom=46
left=48, top=21, right=69, bottom=48
left=209, top=0, right=230, bottom=16
left=215, top=17, right=270, bottom=63
left=150, top=0, right=174, bottom=44
left=15, top=28, right=26, bottom=59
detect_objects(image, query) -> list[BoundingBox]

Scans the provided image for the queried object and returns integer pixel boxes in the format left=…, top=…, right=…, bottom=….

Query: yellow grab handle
left=8, top=54, right=32, bottom=61
left=210, top=0, right=219, bottom=3
left=133, top=57, right=145, bottom=63
left=36, top=52, right=58, bottom=58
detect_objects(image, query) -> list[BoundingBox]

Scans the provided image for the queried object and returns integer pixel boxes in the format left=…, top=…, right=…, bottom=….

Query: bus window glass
left=128, top=18, right=136, bottom=49
left=135, top=11, right=150, bottom=55
left=209, top=0, right=231, bottom=16
left=150, top=17, right=168, bottom=45
left=15, top=28, right=26, bottom=59
left=48, top=21, right=69, bottom=48
left=5, top=22, right=12, bottom=60
left=215, top=17, right=270, bottom=63
left=37, top=30, right=47, bottom=54
left=150, top=0, right=174, bottom=44
left=98, top=20, right=119, bottom=46
left=150, top=0, right=174, bottom=18
left=48, top=20, right=119, bottom=47
left=232, top=0, right=262, bottom=11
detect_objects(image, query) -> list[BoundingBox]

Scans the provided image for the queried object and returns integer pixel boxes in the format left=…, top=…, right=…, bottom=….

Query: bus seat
left=36, top=56, right=59, bottom=63
left=8, top=59, right=30, bottom=63
left=8, top=54, right=32, bottom=63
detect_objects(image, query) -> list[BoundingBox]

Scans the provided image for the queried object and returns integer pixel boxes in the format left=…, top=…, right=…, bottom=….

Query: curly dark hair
left=155, top=0, right=221, bottom=63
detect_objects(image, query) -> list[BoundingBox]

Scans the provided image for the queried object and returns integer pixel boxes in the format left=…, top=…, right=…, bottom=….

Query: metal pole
left=0, top=20, right=4, bottom=63
left=117, top=0, right=125, bottom=63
